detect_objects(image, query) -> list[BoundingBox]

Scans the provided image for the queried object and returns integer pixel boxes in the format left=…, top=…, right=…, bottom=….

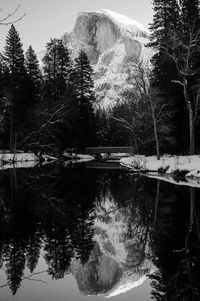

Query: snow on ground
left=146, top=173, right=200, bottom=188
left=0, top=152, right=39, bottom=170
left=42, top=154, right=58, bottom=161
left=63, top=152, right=94, bottom=160
left=120, top=155, right=200, bottom=180
left=0, top=152, right=38, bottom=163
left=0, top=161, right=38, bottom=170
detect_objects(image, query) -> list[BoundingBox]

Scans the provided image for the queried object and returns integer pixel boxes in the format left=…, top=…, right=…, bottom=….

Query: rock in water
left=62, top=9, right=153, bottom=108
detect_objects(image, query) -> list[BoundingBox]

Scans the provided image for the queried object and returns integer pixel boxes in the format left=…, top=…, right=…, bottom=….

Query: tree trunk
left=183, top=77, right=195, bottom=155
left=188, top=104, right=195, bottom=155
left=153, top=116, right=160, bottom=160
left=149, top=97, right=160, bottom=160
left=10, top=109, right=13, bottom=152
left=14, top=131, right=17, bottom=152
left=153, top=180, right=160, bottom=230
left=185, top=187, right=195, bottom=251
left=134, top=137, right=138, bottom=154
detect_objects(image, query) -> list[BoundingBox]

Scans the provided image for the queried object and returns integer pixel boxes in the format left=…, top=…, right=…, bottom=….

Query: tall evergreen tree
left=0, top=54, right=4, bottom=98
left=149, top=0, right=180, bottom=49
left=42, top=38, right=71, bottom=106
left=149, top=0, right=200, bottom=154
left=2, top=25, right=30, bottom=150
left=5, top=242, right=26, bottom=295
left=25, top=45, right=42, bottom=97
left=166, top=0, right=200, bottom=154
left=28, top=39, right=73, bottom=155
left=24, top=45, right=42, bottom=139
left=149, top=1, right=191, bottom=154
left=44, top=225, right=73, bottom=279
left=26, top=227, right=42, bottom=273
left=72, top=50, right=94, bottom=104
left=180, top=0, right=200, bottom=40
left=71, top=50, right=96, bottom=148
left=0, top=54, right=6, bottom=145
left=3, top=24, right=25, bottom=75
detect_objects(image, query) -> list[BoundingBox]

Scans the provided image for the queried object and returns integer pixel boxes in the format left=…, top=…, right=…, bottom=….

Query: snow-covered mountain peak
left=61, top=9, right=153, bottom=108
left=101, top=9, right=149, bottom=37
left=77, top=9, right=149, bottom=38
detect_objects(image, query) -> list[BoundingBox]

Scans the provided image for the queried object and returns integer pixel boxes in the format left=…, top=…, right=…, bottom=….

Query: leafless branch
left=0, top=270, right=48, bottom=288
left=0, top=5, right=26, bottom=25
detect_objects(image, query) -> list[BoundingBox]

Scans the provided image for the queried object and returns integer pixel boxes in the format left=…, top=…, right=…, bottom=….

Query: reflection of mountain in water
left=72, top=195, right=154, bottom=297
left=71, top=244, right=122, bottom=295
left=0, top=166, right=154, bottom=297
left=0, top=165, right=199, bottom=299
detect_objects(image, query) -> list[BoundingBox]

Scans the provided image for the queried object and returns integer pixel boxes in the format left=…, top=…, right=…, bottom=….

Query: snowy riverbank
left=0, top=152, right=60, bottom=170
left=0, top=151, right=95, bottom=170
left=0, top=152, right=38, bottom=170
left=120, top=155, right=200, bottom=182
left=0, top=152, right=38, bottom=163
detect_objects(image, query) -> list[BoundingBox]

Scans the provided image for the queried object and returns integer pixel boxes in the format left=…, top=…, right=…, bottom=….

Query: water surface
left=0, top=164, right=199, bottom=300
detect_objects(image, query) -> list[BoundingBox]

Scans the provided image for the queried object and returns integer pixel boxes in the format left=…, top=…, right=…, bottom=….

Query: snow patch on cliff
left=106, top=275, right=147, bottom=298
left=101, top=9, right=149, bottom=37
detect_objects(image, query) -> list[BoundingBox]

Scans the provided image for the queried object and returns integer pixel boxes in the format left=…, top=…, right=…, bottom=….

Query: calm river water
left=0, top=163, right=199, bottom=300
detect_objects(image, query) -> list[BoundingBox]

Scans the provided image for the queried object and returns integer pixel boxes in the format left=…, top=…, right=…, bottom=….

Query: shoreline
left=120, top=155, right=200, bottom=187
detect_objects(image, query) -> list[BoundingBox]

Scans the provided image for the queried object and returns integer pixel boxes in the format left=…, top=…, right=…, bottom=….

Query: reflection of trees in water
left=26, top=226, right=42, bottom=274
left=5, top=240, right=26, bottom=295
left=0, top=167, right=153, bottom=295
left=44, top=224, right=73, bottom=279
left=0, top=166, right=199, bottom=299
left=94, top=175, right=154, bottom=276
left=149, top=183, right=200, bottom=301
left=0, top=166, right=97, bottom=294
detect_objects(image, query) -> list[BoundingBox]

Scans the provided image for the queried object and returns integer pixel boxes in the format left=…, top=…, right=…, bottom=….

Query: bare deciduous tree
left=112, top=59, right=170, bottom=159
left=162, top=29, right=200, bottom=155
left=0, top=5, right=26, bottom=26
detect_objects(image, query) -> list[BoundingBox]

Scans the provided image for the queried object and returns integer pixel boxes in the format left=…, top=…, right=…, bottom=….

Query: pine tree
left=3, top=24, right=25, bottom=75
left=149, top=0, right=200, bottom=154
left=149, top=0, right=180, bottom=49
left=30, top=39, right=73, bottom=154
left=149, top=0, right=189, bottom=154
left=0, top=54, right=4, bottom=98
left=42, top=38, right=71, bottom=105
left=180, top=0, right=200, bottom=40
left=0, top=55, right=5, bottom=142
left=5, top=242, right=26, bottom=295
left=44, top=225, right=73, bottom=279
left=72, top=50, right=94, bottom=104
left=24, top=45, right=42, bottom=136
left=149, top=0, right=180, bottom=84
left=179, top=0, right=200, bottom=75
left=71, top=50, right=96, bottom=148
left=26, top=228, right=42, bottom=273
left=2, top=25, right=29, bottom=150
left=25, top=45, right=42, bottom=96
left=166, top=0, right=200, bottom=154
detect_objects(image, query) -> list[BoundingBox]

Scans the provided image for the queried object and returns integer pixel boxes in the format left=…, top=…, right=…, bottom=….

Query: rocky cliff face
left=62, top=9, right=153, bottom=107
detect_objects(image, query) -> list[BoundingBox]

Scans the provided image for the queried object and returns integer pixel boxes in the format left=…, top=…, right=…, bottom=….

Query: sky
left=0, top=0, right=153, bottom=53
